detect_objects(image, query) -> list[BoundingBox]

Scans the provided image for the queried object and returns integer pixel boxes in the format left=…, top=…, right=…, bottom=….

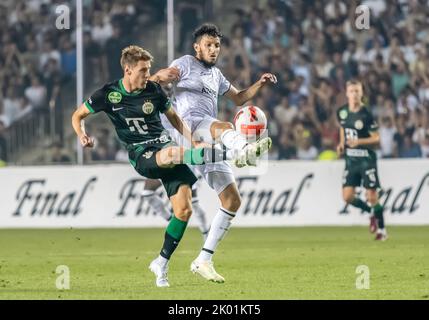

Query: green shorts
left=343, top=157, right=381, bottom=189
left=128, top=142, right=197, bottom=198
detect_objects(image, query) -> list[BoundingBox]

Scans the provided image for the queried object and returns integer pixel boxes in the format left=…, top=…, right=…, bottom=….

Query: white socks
left=144, top=191, right=172, bottom=221
left=377, top=228, right=387, bottom=235
left=156, top=255, right=169, bottom=268
left=197, top=207, right=235, bottom=262
left=220, top=129, right=248, bottom=153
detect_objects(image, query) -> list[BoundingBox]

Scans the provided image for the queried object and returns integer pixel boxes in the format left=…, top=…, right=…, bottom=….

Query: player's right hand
left=336, top=144, right=344, bottom=156
left=79, top=134, right=94, bottom=148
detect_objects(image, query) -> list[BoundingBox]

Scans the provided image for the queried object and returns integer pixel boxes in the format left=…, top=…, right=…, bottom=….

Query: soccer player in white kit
left=156, top=24, right=277, bottom=283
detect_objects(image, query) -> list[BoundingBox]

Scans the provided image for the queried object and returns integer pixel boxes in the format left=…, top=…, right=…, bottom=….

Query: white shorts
left=168, top=115, right=236, bottom=195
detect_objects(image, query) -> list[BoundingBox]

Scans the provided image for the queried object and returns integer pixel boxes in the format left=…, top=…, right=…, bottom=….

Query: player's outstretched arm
left=149, top=67, right=180, bottom=86
left=71, top=104, right=95, bottom=148
left=225, top=73, right=277, bottom=106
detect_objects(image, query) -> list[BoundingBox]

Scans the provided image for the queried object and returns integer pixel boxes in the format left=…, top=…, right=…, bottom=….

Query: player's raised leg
left=156, top=145, right=227, bottom=167
left=191, top=181, right=240, bottom=283
left=343, top=183, right=376, bottom=233
left=149, top=184, right=193, bottom=287
left=211, top=121, right=272, bottom=167
left=366, top=189, right=388, bottom=241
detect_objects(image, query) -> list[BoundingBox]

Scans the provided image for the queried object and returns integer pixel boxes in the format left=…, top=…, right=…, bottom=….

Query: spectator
left=0, top=118, right=7, bottom=162
left=91, top=11, right=113, bottom=47
left=296, top=130, right=318, bottom=160
left=278, top=131, right=297, bottom=160
left=24, top=75, right=47, bottom=110
left=421, top=133, right=429, bottom=158
left=379, top=116, right=397, bottom=158
left=398, top=132, right=422, bottom=158
left=50, top=141, right=71, bottom=163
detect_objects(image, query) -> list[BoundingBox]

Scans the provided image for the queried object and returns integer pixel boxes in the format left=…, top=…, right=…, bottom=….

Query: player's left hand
left=259, top=73, right=277, bottom=85
left=346, top=139, right=360, bottom=148
left=153, top=67, right=180, bottom=85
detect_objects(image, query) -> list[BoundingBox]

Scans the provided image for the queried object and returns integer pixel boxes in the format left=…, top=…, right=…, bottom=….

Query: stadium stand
left=1, top=0, right=428, bottom=164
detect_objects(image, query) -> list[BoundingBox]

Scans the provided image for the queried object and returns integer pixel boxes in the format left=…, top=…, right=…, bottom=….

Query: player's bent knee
left=223, top=195, right=241, bottom=212
left=157, top=147, right=183, bottom=167
left=366, top=190, right=378, bottom=204
left=174, top=207, right=193, bottom=221
left=211, top=121, right=235, bottom=138
left=343, top=193, right=355, bottom=204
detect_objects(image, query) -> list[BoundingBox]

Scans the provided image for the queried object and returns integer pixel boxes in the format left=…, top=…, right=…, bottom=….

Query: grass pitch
left=0, top=227, right=428, bottom=300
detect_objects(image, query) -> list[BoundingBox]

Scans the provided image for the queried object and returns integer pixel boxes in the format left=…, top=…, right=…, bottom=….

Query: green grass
left=0, top=227, right=428, bottom=300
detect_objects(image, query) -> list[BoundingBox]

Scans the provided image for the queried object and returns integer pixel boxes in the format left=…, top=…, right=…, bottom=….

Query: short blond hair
left=120, top=45, right=153, bottom=70
left=346, top=79, right=363, bottom=88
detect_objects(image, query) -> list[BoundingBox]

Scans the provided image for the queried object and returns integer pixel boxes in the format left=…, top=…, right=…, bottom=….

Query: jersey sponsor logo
left=131, top=134, right=171, bottom=146
left=354, top=120, right=364, bottom=130
left=339, top=109, right=348, bottom=120
left=142, top=101, right=154, bottom=114
left=112, top=106, right=124, bottom=111
left=201, top=86, right=217, bottom=98
left=108, top=91, right=122, bottom=104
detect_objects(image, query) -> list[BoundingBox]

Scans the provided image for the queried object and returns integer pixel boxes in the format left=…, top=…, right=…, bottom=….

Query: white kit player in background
left=159, top=23, right=277, bottom=283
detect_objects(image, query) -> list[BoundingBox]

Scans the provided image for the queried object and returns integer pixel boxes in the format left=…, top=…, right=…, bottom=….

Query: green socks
left=184, top=149, right=204, bottom=165
left=160, top=216, right=188, bottom=260
left=373, top=203, right=385, bottom=229
left=183, top=147, right=227, bottom=165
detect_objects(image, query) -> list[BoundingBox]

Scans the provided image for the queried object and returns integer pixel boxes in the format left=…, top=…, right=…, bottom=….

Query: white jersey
left=169, top=55, right=231, bottom=122
left=160, top=55, right=235, bottom=191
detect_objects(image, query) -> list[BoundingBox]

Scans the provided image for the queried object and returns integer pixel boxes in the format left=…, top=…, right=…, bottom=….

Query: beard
left=197, top=54, right=217, bottom=68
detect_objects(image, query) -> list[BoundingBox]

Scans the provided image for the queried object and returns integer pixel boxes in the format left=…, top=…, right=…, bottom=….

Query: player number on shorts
left=367, top=170, right=376, bottom=182
left=345, top=128, right=358, bottom=141
left=126, top=118, right=149, bottom=135
left=342, top=170, right=349, bottom=185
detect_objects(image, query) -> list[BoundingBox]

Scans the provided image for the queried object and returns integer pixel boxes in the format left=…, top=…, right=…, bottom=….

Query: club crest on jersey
left=339, top=109, right=348, bottom=120
left=355, top=120, right=364, bottom=130
left=143, top=151, right=153, bottom=159
left=108, top=91, right=122, bottom=104
left=142, top=101, right=154, bottom=114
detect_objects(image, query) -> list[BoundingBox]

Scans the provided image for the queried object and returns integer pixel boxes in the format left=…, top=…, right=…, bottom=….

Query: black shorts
left=343, top=157, right=381, bottom=189
left=128, top=143, right=197, bottom=198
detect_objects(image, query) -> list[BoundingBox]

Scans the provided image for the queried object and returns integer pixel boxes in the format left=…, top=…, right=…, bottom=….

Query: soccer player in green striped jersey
left=336, top=80, right=387, bottom=241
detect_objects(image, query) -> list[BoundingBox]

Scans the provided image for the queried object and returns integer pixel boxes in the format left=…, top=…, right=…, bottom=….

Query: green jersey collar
left=119, top=78, right=143, bottom=96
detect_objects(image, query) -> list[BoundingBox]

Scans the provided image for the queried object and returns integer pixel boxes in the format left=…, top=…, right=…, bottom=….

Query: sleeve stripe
left=84, top=101, right=95, bottom=113
left=162, top=100, right=172, bottom=113
left=222, top=83, right=231, bottom=96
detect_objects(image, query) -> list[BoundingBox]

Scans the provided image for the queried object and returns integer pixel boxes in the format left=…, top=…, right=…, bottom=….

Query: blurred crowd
left=1, top=0, right=429, bottom=164
left=0, top=0, right=165, bottom=163
left=214, top=0, right=429, bottom=160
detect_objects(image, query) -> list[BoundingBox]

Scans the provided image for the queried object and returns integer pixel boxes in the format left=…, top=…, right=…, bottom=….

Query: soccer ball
left=233, top=105, right=267, bottom=138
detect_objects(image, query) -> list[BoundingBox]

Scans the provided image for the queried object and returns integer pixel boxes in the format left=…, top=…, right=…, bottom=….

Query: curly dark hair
left=193, top=23, right=223, bottom=42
